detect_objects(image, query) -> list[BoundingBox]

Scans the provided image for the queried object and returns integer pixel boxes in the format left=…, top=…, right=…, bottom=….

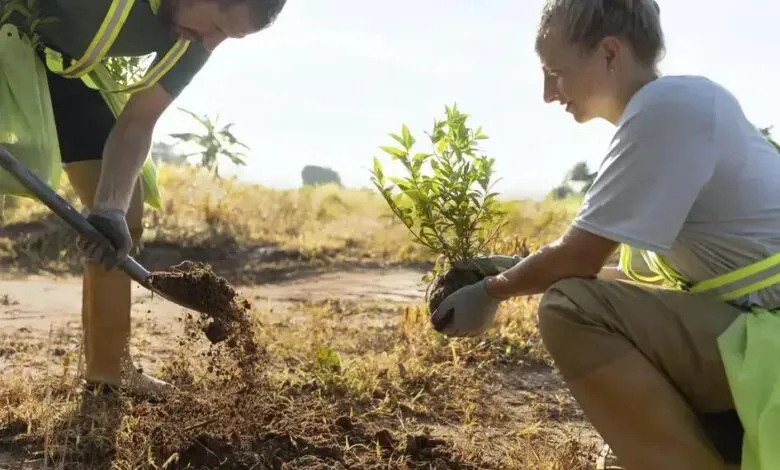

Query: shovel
left=0, top=144, right=212, bottom=316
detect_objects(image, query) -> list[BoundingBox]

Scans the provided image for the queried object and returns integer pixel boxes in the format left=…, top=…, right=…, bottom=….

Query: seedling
left=370, top=104, right=508, bottom=313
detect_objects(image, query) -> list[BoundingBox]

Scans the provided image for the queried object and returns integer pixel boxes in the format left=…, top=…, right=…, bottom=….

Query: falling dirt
left=148, top=260, right=263, bottom=387
left=148, top=260, right=252, bottom=344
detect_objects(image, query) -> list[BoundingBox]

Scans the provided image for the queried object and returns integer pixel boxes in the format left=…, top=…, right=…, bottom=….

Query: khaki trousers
left=63, top=160, right=144, bottom=386
left=537, top=278, right=745, bottom=470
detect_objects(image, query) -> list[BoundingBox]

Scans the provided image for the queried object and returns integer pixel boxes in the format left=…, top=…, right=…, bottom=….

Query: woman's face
left=536, top=27, right=620, bottom=124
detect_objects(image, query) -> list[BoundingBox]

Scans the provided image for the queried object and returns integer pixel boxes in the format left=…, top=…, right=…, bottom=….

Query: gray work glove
left=432, top=254, right=524, bottom=336
left=78, top=208, right=132, bottom=270
left=430, top=279, right=502, bottom=336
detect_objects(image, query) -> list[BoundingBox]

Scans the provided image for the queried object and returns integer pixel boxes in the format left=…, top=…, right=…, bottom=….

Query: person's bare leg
left=64, top=160, right=171, bottom=398
left=567, top=351, right=728, bottom=470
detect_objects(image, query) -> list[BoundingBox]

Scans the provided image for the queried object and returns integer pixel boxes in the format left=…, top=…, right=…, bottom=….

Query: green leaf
left=169, top=132, right=201, bottom=143
left=401, top=124, right=415, bottom=149
left=371, top=156, right=385, bottom=183
left=388, top=132, right=406, bottom=148
left=379, top=145, right=407, bottom=159
left=435, top=138, right=449, bottom=154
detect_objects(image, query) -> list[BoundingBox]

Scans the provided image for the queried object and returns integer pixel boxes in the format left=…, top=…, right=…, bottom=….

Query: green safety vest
left=619, top=244, right=780, bottom=469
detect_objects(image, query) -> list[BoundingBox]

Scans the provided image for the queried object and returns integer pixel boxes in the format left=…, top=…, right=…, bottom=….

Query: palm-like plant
left=169, top=108, right=250, bottom=178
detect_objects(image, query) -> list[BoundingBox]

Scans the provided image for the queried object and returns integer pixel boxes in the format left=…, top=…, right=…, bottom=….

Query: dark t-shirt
left=30, top=0, right=210, bottom=97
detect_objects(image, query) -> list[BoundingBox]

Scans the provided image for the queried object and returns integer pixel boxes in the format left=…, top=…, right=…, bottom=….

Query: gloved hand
left=78, top=208, right=132, bottom=270
left=454, top=254, right=524, bottom=276
left=430, top=279, right=502, bottom=337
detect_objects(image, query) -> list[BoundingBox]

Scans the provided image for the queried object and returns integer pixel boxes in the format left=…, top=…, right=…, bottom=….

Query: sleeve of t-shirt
left=572, top=90, right=718, bottom=255
left=154, top=41, right=210, bottom=99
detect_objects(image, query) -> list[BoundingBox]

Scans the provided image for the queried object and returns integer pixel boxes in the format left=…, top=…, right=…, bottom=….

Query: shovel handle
left=0, top=145, right=151, bottom=284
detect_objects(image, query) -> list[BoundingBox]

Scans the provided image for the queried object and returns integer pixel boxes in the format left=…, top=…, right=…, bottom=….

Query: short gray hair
left=536, top=0, right=665, bottom=68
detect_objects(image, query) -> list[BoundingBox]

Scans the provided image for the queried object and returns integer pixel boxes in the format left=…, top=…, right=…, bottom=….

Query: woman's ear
left=599, top=36, right=622, bottom=72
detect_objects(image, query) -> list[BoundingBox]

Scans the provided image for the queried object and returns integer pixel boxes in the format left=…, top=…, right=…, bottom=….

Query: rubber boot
left=567, top=350, right=731, bottom=470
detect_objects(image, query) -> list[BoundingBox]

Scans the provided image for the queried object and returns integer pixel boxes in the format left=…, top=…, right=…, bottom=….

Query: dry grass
left=0, top=164, right=601, bottom=469
left=0, top=297, right=599, bottom=469
left=0, top=164, right=579, bottom=275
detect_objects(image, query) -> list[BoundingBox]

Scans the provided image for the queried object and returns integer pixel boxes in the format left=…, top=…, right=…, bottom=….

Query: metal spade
left=0, top=144, right=213, bottom=316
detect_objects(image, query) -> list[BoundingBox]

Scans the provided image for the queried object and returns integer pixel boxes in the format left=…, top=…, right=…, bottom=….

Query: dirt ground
left=0, top=266, right=604, bottom=469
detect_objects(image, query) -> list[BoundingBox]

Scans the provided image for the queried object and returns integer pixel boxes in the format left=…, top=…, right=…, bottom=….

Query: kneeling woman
left=431, top=1, right=780, bottom=469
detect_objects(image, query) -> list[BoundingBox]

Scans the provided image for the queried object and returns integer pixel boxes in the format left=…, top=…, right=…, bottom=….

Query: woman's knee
left=537, top=278, right=595, bottom=341
left=537, top=278, right=630, bottom=378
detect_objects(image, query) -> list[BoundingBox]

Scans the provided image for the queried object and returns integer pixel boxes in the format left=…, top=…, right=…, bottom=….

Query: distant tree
left=151, top=141, right=187, bottom=165
left=548, top=184, right=574, bottom=200
left=169, top=108, right=250, bottom=178
left=302, top=165, right=342, bottom=187
left=567, top=161, right=597, bottom=194
left=548, top=161, right=596, bottom=200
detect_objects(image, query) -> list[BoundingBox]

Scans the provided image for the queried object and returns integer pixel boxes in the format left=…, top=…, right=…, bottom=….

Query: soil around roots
left=425, top=265, right=485, bottom=314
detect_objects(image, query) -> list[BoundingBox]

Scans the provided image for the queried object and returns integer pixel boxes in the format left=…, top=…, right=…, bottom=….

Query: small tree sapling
left=370, top=104, right=510, bottom=313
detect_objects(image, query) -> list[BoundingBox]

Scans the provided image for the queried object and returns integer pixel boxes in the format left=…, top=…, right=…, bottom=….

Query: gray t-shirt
left=573, top=75, right=780, bottom=309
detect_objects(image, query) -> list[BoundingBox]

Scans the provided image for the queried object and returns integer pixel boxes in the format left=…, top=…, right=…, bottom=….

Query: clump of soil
left=148, top=261, right=262, bottom=383
left=148, top=261, right=251, bottom=344
left=425, top=264, right=485, bottom=314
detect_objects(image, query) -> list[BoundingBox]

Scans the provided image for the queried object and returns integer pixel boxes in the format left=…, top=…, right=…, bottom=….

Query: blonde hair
left=536, top=0, right=665, bottom=68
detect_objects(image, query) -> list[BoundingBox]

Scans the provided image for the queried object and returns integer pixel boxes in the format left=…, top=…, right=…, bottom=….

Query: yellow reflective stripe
left=713, top=273, right=780, bottom=302
left=691, top=253, right=780, bottom=294
left=618, top=243, right=780, bottom=302
left=642, top=251, right=689, bottom=289
left=619, top=244, right=665, bottom=284
left=58, top=0, right=137, bottom=77
left=119, top=39, right=190, bottom=92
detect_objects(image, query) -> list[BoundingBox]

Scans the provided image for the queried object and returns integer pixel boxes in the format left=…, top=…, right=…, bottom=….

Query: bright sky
left=153, top=0, right=780, bottom=200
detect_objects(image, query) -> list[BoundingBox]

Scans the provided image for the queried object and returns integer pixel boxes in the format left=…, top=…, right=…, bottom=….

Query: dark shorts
left=44, top=56, right=115, bottom=164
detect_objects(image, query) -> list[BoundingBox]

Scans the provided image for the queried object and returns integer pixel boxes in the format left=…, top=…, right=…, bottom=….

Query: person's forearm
left=93, top=118, right=154, bottom=212
left=484, top=241, right=599, bottom=299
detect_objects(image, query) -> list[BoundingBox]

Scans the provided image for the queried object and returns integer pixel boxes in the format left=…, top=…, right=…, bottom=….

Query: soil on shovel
left=148, top=261, right=250, bottom=344
left=147, top=262, right=261, bottom=373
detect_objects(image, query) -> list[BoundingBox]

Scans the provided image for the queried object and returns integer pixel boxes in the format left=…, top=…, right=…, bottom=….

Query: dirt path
left=0, top=267, right=428, bottom=373
left=0, top=267, right=426, bottom=326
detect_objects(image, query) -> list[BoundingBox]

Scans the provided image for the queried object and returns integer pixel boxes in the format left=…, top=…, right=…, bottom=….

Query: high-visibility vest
left=43, top=0, right=190, bottom=93
left=619, top=243, right=780, bottom=469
